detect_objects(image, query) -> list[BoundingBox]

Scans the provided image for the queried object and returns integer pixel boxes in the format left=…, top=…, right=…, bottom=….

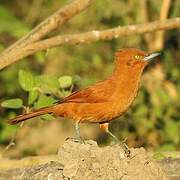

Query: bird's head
left=114, top=48, right=160, bottom=70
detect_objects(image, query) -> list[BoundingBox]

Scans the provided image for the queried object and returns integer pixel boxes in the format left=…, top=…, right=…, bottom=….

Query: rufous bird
left=7, top=48, right=160, bottom=155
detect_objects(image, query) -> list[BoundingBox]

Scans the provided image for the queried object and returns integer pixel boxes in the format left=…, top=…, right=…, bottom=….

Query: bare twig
left=155, top=0, right=172, bottom=50
left=1, top=123, right=23, bottom=156
left=1, top=0, right=93, bottom=56
left=141, top=0, right=172, bottom=51
left=160, top=0, right=172, bottom=20
left=140, top=0, right=152, bottom=50
left=1, top=106, right=30, bottom=156
left=0, top=18, right=179, bottom=70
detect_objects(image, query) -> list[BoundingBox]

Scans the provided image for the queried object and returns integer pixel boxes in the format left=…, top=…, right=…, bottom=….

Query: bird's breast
left=109, top=77, right=141, bottom=117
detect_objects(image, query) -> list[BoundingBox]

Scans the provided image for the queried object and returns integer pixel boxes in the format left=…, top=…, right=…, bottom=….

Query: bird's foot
left=99, top=122, right=131, bottom=158
left=77, top=136, right=85, bottom=144
left=120, top=138, right=131, bottom=158
left=110, top=136, right=131, bottom=158
left=112, top=141, right=131, bottom=158
left=65, top=136, right=85, bottom=144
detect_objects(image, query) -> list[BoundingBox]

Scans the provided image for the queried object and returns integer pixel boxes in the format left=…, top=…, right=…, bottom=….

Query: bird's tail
left=7, top=107, right=54, bottom=125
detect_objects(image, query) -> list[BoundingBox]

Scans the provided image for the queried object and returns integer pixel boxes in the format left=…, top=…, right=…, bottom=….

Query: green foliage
left=28, top=90, right=39, bottom=105
left=59, top=76, right=72, bottom=89
left=1, top=98, right=23, bottom=109
left=164, top=121, right=179, bottom=144
left=36, top=75, right=60, bottom=94
left=34, top=95, right=57, bottom=109
left=1, top=70, right=73, bottom=124
left=3, top=70, right=73, bottom=106
left=0, top=123, right=17, bottom=142
left=0, top=6, right=29, bottom=38
left=19, top=70, right=35, bottom=91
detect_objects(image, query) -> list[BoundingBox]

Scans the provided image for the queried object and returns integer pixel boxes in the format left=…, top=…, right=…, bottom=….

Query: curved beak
left=144, top=52, right=161, bottom=61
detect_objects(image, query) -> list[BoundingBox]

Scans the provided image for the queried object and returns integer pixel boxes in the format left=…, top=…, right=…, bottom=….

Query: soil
left=57, top=139, right=168, bottom=180
left=0, top=139, right=168, bottom=180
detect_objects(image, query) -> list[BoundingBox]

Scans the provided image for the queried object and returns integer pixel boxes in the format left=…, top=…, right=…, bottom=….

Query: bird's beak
left=144, top=52, right=161, bottom=61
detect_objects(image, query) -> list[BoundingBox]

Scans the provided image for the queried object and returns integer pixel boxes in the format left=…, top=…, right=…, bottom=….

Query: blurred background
left=0, top=0, right=179, bottom=158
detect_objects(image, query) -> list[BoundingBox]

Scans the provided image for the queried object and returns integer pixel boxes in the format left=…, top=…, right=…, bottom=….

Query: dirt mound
left=0, top=139, right=168, bottom=179
left=58, top=139, right=168, bottom=180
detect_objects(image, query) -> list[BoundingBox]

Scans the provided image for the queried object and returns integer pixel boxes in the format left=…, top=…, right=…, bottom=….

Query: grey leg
left=106, top=128, right=119, bottom=142
left=106, top=129, right=131, bottom=158
left=75, top=121, right=84, bottom=143
left=100, top=122, right=131, bottom=158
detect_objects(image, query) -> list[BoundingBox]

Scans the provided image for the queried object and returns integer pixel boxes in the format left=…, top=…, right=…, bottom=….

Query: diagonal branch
left=0, top=18, right=179, bottom=70
left=1, top=0, right=93, bottom=56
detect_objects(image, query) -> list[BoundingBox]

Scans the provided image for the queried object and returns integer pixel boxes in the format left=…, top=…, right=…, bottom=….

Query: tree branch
left=0, top=0, right=93, bottom=56
left=0, top=18, right=179, bottom=70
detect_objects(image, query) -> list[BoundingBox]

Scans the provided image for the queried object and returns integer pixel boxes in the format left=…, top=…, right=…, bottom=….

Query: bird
left=7, top=48, right=160, bottom=156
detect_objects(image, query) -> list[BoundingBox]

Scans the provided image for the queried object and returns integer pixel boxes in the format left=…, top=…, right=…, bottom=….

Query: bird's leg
left=66, top=121, right=85, bottom=143
left=99, top=122, right=131, bottom=157
left=75, top=121, right=85, bottom=143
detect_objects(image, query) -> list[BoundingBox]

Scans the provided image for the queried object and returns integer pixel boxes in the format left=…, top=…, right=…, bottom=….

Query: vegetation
left=0, top=0, right=179, bottom=157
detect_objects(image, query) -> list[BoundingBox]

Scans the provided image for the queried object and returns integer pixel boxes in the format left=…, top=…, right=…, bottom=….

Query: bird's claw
left=65, top=137, right=85, bottom=144
left=122, top=142, right=131, bottom=158
left=121, top=138, right=131, bottom=158
left=110, top=138, right=131, bottom=158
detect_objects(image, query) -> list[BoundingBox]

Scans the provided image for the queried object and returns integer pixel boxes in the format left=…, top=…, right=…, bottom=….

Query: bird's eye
left=134, top=55, right=143, bottom=60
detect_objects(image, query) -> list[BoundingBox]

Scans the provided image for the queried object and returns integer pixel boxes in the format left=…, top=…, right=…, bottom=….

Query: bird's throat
left=112, top=62, right=145, bottom=84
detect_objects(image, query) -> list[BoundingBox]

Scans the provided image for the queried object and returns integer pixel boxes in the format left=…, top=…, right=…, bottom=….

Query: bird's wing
left=61, top=79, right=115, bottom=103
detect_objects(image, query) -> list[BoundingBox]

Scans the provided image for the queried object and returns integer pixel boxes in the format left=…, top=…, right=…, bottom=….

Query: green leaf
left=59, top=76, right=72, bottom=89
left=28, top=89, right=39, bottom=105
left=19, top=70, right=35, bottom=91
left=34, top=95, right=57, bottom=109
left=36, top=75, right=60, bottom=94
left=1, top=98, right=23, bottom=109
